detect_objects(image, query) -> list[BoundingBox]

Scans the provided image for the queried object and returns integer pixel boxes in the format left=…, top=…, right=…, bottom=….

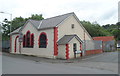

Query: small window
left=71, top=24, right=74, bottom=29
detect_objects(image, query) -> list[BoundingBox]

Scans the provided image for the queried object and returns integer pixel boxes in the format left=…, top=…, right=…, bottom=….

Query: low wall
left=85, top=49, right=103, bottom=56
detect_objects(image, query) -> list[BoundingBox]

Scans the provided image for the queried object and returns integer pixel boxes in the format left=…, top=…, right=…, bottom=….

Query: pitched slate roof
left=10, top=12, right=74, bottom=35
left=58, top=35, right=83, bottom=45
left=93, top=36, right=115, bottom=41
left=29, top=12, right=74, bottom=29
left=10, top=12, right=93, bottom=40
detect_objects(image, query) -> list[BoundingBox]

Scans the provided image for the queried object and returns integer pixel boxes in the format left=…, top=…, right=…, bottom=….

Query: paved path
left=2, top=51, right=118, bottom=74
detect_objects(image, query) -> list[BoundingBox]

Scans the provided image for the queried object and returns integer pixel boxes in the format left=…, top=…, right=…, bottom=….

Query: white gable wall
left=58, top=15, right=92, bottom=41
left=20, top=22, right=54, bottom=58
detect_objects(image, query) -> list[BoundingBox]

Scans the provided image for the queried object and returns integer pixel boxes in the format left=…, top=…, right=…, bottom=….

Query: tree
left=26, top=14, right=44, bottom=21
left=11, top=16, right=25, bottom=31
left=102, top=22, right=120, bottom=40
left=80, top=20, right=111, bottom=37
left=1, top=14, right=44, bottom=40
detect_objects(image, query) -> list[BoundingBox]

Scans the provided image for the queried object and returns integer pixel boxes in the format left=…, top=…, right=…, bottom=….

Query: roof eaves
left=58, top=34, right=83, bottom=45
left=74, top=35, right=83, bottom=43
left=38, top=27, right=54, bottom=30
left=66, top=35, right=75, bottom=44
left=57, top=35, right=74, bottom=45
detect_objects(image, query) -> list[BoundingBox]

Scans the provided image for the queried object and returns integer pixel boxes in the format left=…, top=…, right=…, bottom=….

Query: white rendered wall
left=20, top=22, right=54, bottom=58
left=57, top=45, right=66, bottom=59
left=58, top=15, right=92, bottom=41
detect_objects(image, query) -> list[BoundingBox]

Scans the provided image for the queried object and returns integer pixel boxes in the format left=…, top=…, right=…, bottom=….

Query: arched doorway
left=14, top=35, right=19, bottom=53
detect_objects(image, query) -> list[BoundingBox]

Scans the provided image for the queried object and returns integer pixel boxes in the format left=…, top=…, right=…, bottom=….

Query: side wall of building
left=19, top=22, right=54, bottom=58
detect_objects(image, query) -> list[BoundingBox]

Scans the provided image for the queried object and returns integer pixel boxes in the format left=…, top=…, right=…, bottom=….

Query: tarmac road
left=2, top=51, right=118, bottom=74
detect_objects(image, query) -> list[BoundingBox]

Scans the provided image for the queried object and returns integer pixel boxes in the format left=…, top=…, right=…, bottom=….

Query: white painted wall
left=57, top=45, right=66, bottom=59
left=57, top=37, right=81, bottom=59
left=11, top=34, right=19, bottom=53
left=17, top=22, right=54, bottom=58
left=11, top=14, right=92, bottom=59
left=58, top=15, right=92, bottom=41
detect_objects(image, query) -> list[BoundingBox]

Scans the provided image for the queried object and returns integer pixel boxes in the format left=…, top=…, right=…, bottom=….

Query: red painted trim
left=25, top=30, right=31, bottom=46
left=10, top=36, right=12, bottom=52
left=23, top=35, right=25, bottom=47
left=66, top=44, right=69, bottom=60
left=80, top=42, right=82, bottom=57
left=40, top=32, right=47, bottom=36
left=26, top=30, right=30, bottom=35
left=80, top=42, right=82, bottom=50
left=38, top=32, right=48, bottom=47
left=14, top=35, right=19, bottom=53
left=54, top=27, right=58, bottom=56
left=30, top=33, right=34, bottom=47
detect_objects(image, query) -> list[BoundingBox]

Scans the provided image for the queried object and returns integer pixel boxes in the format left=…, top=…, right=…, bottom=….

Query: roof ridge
left=28, top=12, right=74, bottom=22
left=43, top=12, right=74, bottom=21
left=29, top=19, right=41, bottom=21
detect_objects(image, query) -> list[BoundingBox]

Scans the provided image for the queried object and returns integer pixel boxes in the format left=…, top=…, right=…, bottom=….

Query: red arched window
left=39, top=32, right=47, bottom=48
left=26, top=31, right=30, bottom=47
left=30, top=33, right=34, bottom=48
left=23, top=35, right=26, bottom=47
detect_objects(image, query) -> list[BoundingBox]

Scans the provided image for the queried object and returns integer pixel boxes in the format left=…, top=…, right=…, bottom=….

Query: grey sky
left=0, top=0, right=118, bottom=25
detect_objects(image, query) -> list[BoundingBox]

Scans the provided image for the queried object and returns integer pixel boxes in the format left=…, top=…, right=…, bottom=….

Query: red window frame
left=30, top=33, right=34, bottom=48
left=26, top=30, right=31, bottom=47
left=23, top=35, right=26, bottom=47
left=38, top=32, right=48, bottom=48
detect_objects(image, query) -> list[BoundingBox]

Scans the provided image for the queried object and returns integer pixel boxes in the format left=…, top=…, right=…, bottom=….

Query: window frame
left=23, top=30, right=34, bottom=48
left=23, top=35, right=26, bottom=47
left=39, top=32, right=47, bottom=48
left=30, top=33, right=34, bottom=48
left=26, top=30, right=31, bottom=47
left=71, top=24, right=74, bottom=29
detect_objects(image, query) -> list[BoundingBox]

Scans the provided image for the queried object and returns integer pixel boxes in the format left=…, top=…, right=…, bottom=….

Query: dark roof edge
left=43, top=12, right=74, bottom=21
left=58, top=34, right=83, bottom=45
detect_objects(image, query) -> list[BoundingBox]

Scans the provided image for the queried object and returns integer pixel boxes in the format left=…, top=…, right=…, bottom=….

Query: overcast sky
left=0, top=0, right=118, bottom=25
